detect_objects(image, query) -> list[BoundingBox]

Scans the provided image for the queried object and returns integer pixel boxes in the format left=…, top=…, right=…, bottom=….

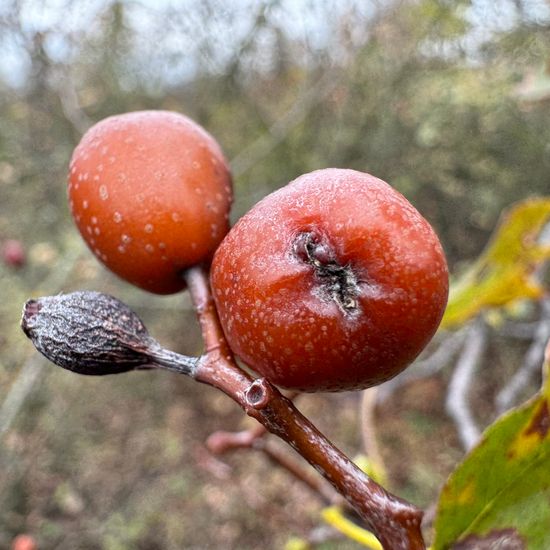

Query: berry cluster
left=68, top=110, right=448, bottom=392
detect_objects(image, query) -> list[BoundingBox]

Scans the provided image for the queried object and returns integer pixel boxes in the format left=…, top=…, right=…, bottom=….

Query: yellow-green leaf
left=442, top=198, right=550, bottom=329
left=432, top=344, right=550, bottom=549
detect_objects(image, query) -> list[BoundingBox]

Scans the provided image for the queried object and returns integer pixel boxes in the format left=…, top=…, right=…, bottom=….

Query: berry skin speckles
left=210, top=168, right=449, bottom=392
left=68, top=110, right=232, bottom=294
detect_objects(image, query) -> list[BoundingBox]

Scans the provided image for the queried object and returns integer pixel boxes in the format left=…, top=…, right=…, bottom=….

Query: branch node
left=245, top=378, right=272, bottom=410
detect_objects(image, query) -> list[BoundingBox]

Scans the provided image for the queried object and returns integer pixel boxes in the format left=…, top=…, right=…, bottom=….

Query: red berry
left=2, top=239, right=26, bottom=268
left=210, top=169, right=448, bottom=392
left=68, top=111, right=232, bottom=294
left=12, top=534, right=37, bottom=550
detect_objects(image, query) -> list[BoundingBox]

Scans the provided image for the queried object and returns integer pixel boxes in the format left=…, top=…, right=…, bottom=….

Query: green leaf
left=442, top=198, right=550, bottom=329
left=432, top=348, right=550, bottom=549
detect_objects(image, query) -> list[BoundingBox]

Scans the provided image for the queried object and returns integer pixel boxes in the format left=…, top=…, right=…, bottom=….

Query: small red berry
left=2, top=239, right=26, bottom=268
left=68, top=110, right=232, bottom=294
left=12, top=534, right=37, bottom=550
left=210, top=168, right=449, bottom=392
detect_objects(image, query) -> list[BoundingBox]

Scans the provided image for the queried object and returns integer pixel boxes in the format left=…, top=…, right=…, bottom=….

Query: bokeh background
left=1, top=1, right=550, bottom=548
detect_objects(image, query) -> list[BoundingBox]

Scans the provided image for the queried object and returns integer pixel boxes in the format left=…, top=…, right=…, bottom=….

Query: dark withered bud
left=21, top=291, right=197, bottom=376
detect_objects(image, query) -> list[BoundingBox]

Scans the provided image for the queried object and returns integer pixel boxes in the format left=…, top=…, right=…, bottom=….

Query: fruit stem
left=183, top=265, right=426, bottom=550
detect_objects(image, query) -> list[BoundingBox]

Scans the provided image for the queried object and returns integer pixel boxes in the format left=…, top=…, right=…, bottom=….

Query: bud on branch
left=21, top=291, right=197, bottom=376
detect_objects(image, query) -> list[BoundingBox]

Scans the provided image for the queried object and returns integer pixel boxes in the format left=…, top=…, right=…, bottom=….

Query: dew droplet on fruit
left=145, top=244, right=154, bottom=253
left=121, top=234, right=132, bottom=244
left=144, top=224, right=153, bottom=233
left=171, top=212, right=181, bottom=222
left=113, top=212, right=122, bottom=223
left=158, top=242, right=166, bottom=250
left=97, top=164, right=104, bottom=172
left=86, top=226, right=92, bottom=235
left=99, top=185, right=108, bottom=200
left=91, top=216, right=98, bottom=224
left=94, top=227, right=100, bottom=235
left=117, top=245, right=125, bottom=254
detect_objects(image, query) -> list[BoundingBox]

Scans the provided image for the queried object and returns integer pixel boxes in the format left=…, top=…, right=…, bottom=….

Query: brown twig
left=184, top=265, right=425, bottom=550
left=207, top=425, right=341, bottom=505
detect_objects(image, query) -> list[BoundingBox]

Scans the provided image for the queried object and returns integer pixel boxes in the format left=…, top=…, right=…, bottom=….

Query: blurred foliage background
left=1, top=0, right=550, bottom=548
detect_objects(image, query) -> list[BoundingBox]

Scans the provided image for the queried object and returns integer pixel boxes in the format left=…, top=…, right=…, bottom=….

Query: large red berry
left=210, top=168, right=448, bottom=392
left=68, top=111, right=232, bottom=294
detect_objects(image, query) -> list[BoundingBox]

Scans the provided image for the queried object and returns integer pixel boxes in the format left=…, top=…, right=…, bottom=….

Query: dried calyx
left=21, top=291, right=197, bottom=376
left=294, top=231, right=360, bottom=314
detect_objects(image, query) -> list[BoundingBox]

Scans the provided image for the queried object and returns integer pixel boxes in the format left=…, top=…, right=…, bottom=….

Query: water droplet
left=94, top=227, right=100, bottom=235
left=99, top=185, right=109, bottom=200
left=82, top=200, right=89, bottom=209
left=97, top=164, right=104, bottom=172
left=145, top=244, right=154, bottom=253
left=117, top=245, right=125, bottom=254
left=121, top=234, right=132, bottom=244
left=113, top=212, right=122, bottom=223
left=158, top=242, right=166, bottom=250
left=91, top=216, right=98, bottom=224
left=171, top=212, right=182, bottom=222
left=144, top=224, right=154, bottom=233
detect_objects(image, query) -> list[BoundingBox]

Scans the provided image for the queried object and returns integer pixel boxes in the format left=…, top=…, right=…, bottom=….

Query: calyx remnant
left=294, top=231, right=360, bottom=314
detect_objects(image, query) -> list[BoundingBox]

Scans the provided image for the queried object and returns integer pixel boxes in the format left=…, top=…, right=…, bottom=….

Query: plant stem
left=184, top=265, right=425, bottom=550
